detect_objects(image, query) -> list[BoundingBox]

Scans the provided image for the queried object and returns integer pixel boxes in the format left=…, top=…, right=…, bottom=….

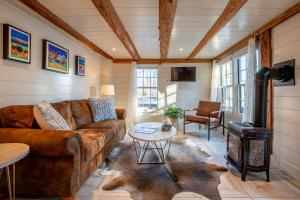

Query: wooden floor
left=76, top=126, right=300, bottom=200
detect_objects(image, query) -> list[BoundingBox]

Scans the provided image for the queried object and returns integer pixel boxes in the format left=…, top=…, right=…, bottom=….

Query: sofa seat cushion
left=78, top=130, right=107, bottom=162
left=185, top=115, right=219, bottom=123
left=79, top=120, right=125, bottom=143
left=80, top=119, right=124, bottom=130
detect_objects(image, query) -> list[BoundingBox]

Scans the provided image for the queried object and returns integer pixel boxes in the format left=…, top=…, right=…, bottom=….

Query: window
left=219, top=53, right=248, bottom=114
left=220, top=61, right=233, bottom=112
left=136, top=68, right=158, bottom=109
left=237, top=55, right=247, bottom=113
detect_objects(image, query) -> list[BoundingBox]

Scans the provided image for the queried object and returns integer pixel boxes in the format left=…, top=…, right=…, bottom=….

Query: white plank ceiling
left=37, top=0, right=131, bottom=58
left=16, top=0, right=300, bottom=59
left=196, top=0, right=300, bottom=58
left=112, top=0, right=160, bottom=58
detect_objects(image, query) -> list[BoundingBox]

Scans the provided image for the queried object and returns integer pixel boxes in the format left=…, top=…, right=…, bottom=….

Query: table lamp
left=100, top=84, right=115, bottom=96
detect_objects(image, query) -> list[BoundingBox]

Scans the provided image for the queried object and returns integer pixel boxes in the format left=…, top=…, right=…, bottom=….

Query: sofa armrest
left=115, top=108, right=127, bottom=120
left=0, top=128, right=83, bottom=157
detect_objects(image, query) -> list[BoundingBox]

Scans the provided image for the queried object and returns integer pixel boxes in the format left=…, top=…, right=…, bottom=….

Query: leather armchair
left=183, top=101, right=224, bottom=141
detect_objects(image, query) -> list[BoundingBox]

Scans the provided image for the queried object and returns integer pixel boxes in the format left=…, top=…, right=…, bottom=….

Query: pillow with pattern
left=33, top=100, right=70, bottom=130
left=89, top=97, right=117, bottom=122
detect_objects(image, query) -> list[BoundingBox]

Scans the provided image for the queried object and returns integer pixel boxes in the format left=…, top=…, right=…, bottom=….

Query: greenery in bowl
left=164, top=106, right=184, bottom=122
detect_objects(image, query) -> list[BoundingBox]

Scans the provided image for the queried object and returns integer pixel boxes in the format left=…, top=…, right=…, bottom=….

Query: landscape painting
left=43, top=40, right=69, bottom=74
left=3, top=24, right=31, bottom=63
left=75, top=56, right=85, bottom=76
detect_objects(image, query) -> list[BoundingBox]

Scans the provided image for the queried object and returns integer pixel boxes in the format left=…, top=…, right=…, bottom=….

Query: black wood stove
left=225, top=60, right=295, bottom=182
left=226, top=122, right=271, bottom=181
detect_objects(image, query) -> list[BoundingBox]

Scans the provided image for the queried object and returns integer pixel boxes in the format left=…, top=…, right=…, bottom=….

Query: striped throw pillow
left=89, top=97, right=117, bottom=122
left=33, top=100, right=70, bottom=130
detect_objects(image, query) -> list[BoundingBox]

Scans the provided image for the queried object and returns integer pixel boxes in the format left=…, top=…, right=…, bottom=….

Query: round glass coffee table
left=128, top=122, right=177, bottom=181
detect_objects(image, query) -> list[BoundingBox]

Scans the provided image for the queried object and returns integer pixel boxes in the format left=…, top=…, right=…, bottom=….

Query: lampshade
left=100, top=84, right=115, bottom=96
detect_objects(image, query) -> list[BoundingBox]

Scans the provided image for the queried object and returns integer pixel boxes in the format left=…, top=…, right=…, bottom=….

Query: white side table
left=0, top=143, right=30, bottom=200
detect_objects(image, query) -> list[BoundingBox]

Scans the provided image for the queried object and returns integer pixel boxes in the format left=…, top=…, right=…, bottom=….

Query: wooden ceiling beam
left=159, top=0, right=177, bottom=60
left=214, top=2, right=300, bottom=60
left=18, top=0, right=113, bottom=60
left=112, top=59, right=134, bottom=64
left=92, top=0, right=140, bottom=60
left=187, top=0, right=247, bottom=59
left=113, top=58, right=212, bottom=64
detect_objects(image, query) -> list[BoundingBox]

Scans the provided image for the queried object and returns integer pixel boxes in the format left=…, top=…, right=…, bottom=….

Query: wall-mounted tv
left=171, top=67, right=196, bottom=82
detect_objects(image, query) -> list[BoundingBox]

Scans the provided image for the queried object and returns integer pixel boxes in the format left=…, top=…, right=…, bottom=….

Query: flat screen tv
left=171, top=67, right=196, bottom=82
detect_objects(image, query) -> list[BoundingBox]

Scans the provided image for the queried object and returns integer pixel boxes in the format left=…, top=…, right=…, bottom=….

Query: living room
left=0, top=0, right=299, bottom=200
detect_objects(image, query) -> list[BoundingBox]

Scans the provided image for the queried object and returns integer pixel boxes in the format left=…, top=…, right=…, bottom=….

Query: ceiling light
left=112, top=48, right=117, bottom=51
left=178, top=48, right=184, bottom=51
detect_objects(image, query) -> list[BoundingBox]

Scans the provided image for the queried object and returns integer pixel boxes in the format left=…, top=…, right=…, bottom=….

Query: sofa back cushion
left=52, top=102, right=77, bottom=130
left=0, top=105, right=35, bottom=128
left=70, top=100, right=92, bottom=128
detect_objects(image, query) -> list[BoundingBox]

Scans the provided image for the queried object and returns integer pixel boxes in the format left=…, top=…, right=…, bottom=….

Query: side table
left=0, top=143, right=30, bottom=200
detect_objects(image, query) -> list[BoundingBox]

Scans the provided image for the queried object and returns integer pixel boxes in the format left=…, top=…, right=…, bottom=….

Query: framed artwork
left=75, top=56, right=85, bottom=76
left=42, top=39, right=69, bottom=74
left=3, top=24, right=31, bottom=64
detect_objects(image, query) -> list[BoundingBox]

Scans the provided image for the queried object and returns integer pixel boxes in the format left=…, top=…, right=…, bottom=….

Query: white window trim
left=219, top=47, right=248, bottom=117
left=136, top=66, right=158, bottom=113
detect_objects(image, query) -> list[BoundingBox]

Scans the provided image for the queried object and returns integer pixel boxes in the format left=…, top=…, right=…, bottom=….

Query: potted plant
left=164, top=106, right=184, bottom=127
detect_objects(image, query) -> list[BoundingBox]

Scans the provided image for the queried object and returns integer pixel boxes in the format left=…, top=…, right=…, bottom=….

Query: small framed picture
left=3, top=24, right=31, bottom=64
left=75, top=56, right=85, bottom=76
left=42, top=40, right=69, bottom=74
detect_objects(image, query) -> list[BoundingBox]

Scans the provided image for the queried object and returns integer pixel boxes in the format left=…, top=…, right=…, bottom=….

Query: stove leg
left=266, top=169, right=270, bottom=182
left=241, top=169, right=247, bottom=181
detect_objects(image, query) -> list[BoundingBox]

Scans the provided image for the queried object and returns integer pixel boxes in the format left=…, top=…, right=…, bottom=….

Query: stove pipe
left=254, top=65, right=294, bottom=127
left=254, top=67, right=270, bottom=128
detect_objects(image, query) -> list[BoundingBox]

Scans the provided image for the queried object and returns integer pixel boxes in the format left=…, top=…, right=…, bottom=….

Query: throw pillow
left=89, top=97, right=117, bottom=122
left=33, top=100, right=70, bottom=130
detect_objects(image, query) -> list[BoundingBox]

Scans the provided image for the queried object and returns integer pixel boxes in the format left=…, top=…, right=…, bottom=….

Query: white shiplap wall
left=272, top=13, right=300, bottom=181
left=0, top=1, right=103, bottom=108
left=111, top=62, right=211, bottom=123
left=111, top=63, right=132, bottom=109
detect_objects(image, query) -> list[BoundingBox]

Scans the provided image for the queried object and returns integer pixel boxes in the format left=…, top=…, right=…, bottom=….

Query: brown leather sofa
left=0, top=99, right=126, bottom=198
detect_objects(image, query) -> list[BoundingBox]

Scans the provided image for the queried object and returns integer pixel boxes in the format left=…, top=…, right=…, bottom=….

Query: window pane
left=240, top=55, right=247, bottom=70
left=151, top=89, right=157, bottom=98
left=151, top=98, right=158, bottom=106
left=144, top=78, right=151, bottom=87
left=240, top=100, right=245, bottom=113
left=137, top=78, right=143, bottom=87
left=137, top=69, right=143, bottom=77
left=144, top=69, right=151, bottom=77
left=138, top=98, right=143, bottom=107
left=137, top=88, right=144, bottom=98
left=151, top=78, right=157, bottom=87
left=136, top=67, right=158, bottom=109
left=151, top=69, right=157, bottom=77
left=240, top=85, right=245, bottom=100
left=143, top=97, right=151, bottom=107
left=240, top=70, right=246, bottom=84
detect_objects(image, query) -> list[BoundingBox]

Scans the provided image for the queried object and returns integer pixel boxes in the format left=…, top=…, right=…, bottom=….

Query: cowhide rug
left=102, top=134, right=227, bottom=200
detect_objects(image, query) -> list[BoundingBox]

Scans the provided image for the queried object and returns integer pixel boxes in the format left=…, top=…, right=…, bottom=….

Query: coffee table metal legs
left=132, top=139, right=178, bottom=182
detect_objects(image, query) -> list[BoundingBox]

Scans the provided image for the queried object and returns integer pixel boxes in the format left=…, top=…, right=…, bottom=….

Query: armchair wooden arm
left=184, top=108, right=198, bottom=112
left=208, top=110, right=224, bottom=118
